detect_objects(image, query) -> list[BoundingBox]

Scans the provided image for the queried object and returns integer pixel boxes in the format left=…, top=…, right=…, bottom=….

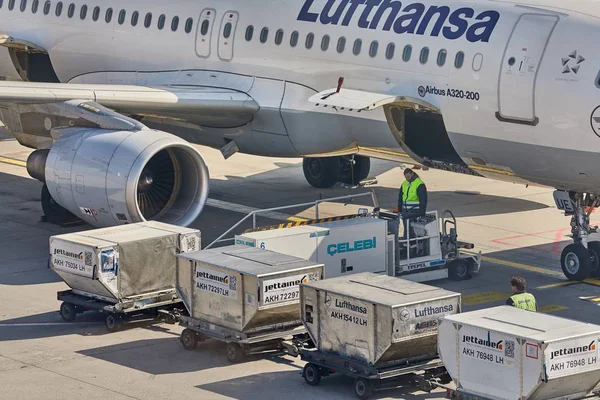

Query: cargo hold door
left=497, top=14, right=558, bottom=125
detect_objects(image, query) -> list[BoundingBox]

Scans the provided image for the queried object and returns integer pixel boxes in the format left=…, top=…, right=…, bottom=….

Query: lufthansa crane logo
left=592, top=106, right=600, bottom=138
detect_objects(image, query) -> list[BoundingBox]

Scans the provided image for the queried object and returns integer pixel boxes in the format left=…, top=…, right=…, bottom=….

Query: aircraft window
left=454, top=51, right=464, bottom=69
left=437, top=49, right=447, bottom=66
left=0, top=0, right=3, bottom=8
left=92, top=5, right=99, bottom=21
left=402, top=45, right=412, bottom=62
left=171, top=16, right=178, bottom=31
left=31, top=0, right=38, bottom=13
left=67, top=2, right=74, bottom=18
left=305, top=33, right=314, bottom=49
left=8, top=0, right=14, bottom=10
left=131, top=11, right=139, bottom=26
left=596, top=70, right=600, bottom=89
left=419, top=47, right=429, bottom=64
left=337, top=37, right=346, bottom=53
left=321, top=34, right=330, bottom=51
left=55, top=1, right=62, bottom=16
left=245, top=25, right=254, bottom=41
left=118, top=9, right=125, bottom=25
left=472, top=53, right=483, bottom=71
left=144, top=12, right=152, bottom=28
left=290, top=30, right=298, bottom=47
left=386, top=43, right=395, bottom=60
left=275, top=29, right=284, bottom=45
left=200, top=19, right=209, bottom=35
left=43, top=1, right=50, bottom=15
left=224, top=22, right=233, bottom=40
left=353, top=39, right=362, bottom=55
left=184, top=17, right=193, bottom=33
left=105, top=7, right=112, bottom=23
left=369, top=40, right=378, bottom=58
left=80, top=4, right=87, bottom=19
left=158, top=14, right=165, bottom=30
left=20, top=0, right=26, bottom=12
left=260, top=27, right=268, bottom=43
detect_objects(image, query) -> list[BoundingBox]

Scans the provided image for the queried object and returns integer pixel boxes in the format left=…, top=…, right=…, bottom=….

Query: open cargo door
left=0, top=35, right=59, bottom=82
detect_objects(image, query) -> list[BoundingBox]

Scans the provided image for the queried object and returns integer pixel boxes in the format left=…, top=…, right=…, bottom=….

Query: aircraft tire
left=303, top=157, right=338, bottom=188
left=339, top=155, right=370, bottom=185
left=587, top=241, right=600, bottom=277
left=561, top=243, right=592, bottom=281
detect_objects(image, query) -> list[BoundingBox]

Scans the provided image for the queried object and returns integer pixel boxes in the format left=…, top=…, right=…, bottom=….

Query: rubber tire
left=339, top=156, right=371, bottom=185
left=303, top=363, right=321, bottom=386
left=41, top=184, right=75, bottom=222
left=588, top=241, right=600, bottom=278
left=448, top=260, right=469, bottom=281
left=561, top=243, right=592, bottom=281
left=225, top=343, right=244, bottom=364
left=105, top=314, right=122, bottom=332
left=180, top=328, right=198, bottom=351
left=354, top=378, right=374, bottom=399
left=303, top=157, right=338, bottom=189
left=59, top=302, right=77, bottom=322
left=419, top=379, right=433, bottom=393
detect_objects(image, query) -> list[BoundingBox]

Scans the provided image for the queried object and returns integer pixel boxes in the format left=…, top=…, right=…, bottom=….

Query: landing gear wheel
left=339, top=156, right=370, bottom=185
left=303, top=363, right=321, bottom=386
left=448, top=259, right=469, bottom=281
left=180, top=328, right=198, bottom=351
left=104, top=314, right=123, bottom=332
left=225, top=343, right=244, bottom=364
left=59, top=302, right=76, bottom=322
left=588, top=241, right=600, bottom=277
left=561, top=243, right=591, bottom=281
left=353, top=378, right=374, bottom=399
left=41, top=184, right=76, bottom=223
left=303, top=157, right=338, bottom=189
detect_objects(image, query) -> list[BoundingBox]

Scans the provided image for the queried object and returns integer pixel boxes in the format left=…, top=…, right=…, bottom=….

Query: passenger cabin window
left=259, top=27, right=268, bottom=43
left=43, top=1, right=50, bottom=15
left=337, top=37, right=345, bottom=53
left=20, top=0, right=26, bottom=12
left=274, top=29, right=283, bottom=45
left=200, top=19, right=209, bottom=36
left=31, top=0, right=38, bottom=13
left=305, top=33, right=314, bottom=49
left=245, top=25, right=253, bottom=41
left=353, top=39, right=362, bottom=55
left=92, top=5, right=99, bottom=21
left=419, top=47, right=429, bottom=64
left=224, top=22, right=233, bottom=39
left=596, top=70, right=600, bottom=89
left=386, top=43, right=395, bottom=60
left=184, top=17, right=193, bottom=33
left=131, top=11, right=139, bottom=26
left=8, top=0, right=14, bottom=11
left=80, top=4, right=87, bottom=19
left=171, top=16, right=179, bottom=31
left=369, top=41, right=378, bottom=58
left=321, top=35, right=329, bottom=51
left=144, top=12, right=152, bottom=28
left=158, top=14, right=165, bottom=30
left=55, top=2, right=62, bottom=16
left=454, top=51, right=464, bottom=69
left=105, top=7, right=112, bottom=23
left=402, top=45, right=412, bottom=62
left=0, top=0, right=3, bottom=8
left=290, top=31, right=298, bottom=47
left=118, top=9, right=125, bottom=25
left=67, top=2, right=74, bottom=18
left=437, top=49, right=447, bottom=66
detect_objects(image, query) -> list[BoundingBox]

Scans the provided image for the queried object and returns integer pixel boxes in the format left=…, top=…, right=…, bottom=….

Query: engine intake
left=30, top=128, right=209, bottom=227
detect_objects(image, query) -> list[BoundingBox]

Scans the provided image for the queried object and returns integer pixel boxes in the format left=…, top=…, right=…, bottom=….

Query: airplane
left=0, top=0, right=598, bottom=281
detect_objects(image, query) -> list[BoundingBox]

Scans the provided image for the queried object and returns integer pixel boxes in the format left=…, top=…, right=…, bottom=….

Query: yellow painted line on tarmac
left=539, top=304, right=568, bottom=313
left=536, top=281, right=579, bottom=290
left=0, top=156, right=26, bottom=167
left=287, top=216, right=308, bottom=223
left=462, top=291, right=509, bottom=306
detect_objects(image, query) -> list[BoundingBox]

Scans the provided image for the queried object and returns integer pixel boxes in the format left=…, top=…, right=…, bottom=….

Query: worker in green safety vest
left=397, top=168, right=428, bottom=239
left=506, top=276, right=538, bottom=311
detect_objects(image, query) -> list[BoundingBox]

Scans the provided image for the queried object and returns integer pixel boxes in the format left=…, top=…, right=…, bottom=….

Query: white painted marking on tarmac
left=205, top=198, right=295, bottom=221
left=0, top=322, right=103, bottom=327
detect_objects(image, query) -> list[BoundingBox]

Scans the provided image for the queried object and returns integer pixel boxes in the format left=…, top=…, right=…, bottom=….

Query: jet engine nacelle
left=28, top=128, right=209, bottom=227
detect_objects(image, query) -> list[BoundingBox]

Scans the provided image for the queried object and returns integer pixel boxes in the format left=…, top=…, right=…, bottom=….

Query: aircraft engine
left=26, top=128, right=209, bottom=227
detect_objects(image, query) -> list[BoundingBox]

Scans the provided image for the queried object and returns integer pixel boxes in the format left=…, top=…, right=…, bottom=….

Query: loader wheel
left=448, top=260, right=469, bottom=281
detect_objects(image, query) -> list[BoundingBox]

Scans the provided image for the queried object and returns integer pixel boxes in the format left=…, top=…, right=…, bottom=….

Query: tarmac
left=2, top=129, right=600, bottom=400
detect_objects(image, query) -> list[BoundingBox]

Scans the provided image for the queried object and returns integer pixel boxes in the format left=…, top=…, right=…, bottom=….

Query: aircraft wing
left=0, top=81, right=259, bottom=128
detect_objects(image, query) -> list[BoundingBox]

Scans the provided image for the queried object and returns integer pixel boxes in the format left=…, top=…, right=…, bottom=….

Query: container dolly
left=299, top=347, right=452, bottom=399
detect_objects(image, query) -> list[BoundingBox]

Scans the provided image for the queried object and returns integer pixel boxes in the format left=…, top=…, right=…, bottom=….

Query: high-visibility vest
left=401, top=177, right=424, bottom=212
left=510, top=292, right=537, bottom=311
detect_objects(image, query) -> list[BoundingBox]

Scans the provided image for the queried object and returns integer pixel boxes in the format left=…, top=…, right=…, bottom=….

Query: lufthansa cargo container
left=300, top=272, right=461, bottom=366
left=234, top=217, right=390, bottom=278
left=50, top=221, right=200, bottom=303
left=438, top=306, right=600, bottom=400
left=176, top=245, right=324, bottom=333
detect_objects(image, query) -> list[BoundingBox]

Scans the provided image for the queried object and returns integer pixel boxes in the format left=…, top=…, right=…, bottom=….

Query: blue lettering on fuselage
left=297, top=0, right=500, bottom=43
left=327, top=237, right=376, bottom=256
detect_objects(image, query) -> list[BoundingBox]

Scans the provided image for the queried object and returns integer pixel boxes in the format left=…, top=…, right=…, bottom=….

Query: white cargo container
left=235, top=217, right=392, bottom=278
left=50, top=221, right=200, bottom=303
left=438, top=306, right=600, bottom=400
left=300, top=272, right=461, bottom=366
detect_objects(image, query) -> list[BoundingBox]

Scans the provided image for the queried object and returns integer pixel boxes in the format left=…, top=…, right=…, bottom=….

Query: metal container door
left=195, top=8, right=216, bottom=59
left=497, top=13, right=558, bottom=125
left=218, top=11, right=239, bottom=61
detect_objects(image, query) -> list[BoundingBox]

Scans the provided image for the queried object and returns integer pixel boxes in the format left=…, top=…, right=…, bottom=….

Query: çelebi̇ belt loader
left=49, top=221, right=200, bottom=331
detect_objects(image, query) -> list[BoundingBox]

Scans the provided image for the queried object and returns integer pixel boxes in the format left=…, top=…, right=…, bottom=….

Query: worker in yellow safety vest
left=396, top=168, right=428, bottom=239
left=506, top=276, right=537, bottom=311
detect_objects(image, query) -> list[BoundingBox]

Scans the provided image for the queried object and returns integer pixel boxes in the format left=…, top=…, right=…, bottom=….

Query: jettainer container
left=50, top=221, right=201, bottom=302
left=300, top=272, right=461, bottom=366
left=438, top=306, right=600, bottom=400
left=176, top=245, right=324, bottom=333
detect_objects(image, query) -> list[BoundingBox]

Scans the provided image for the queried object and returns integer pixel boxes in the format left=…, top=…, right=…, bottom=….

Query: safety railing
left=398, top=211, right=439, bottom=264
left=204, top=190, right=380, bottom=249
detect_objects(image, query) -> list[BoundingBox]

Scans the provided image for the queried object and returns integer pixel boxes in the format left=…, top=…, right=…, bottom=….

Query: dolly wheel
left=180, top=328, right=198, bottom=351
left=225, top=343, right=244, bottom=364
left=448, top=260, right=469, bottom=281
left=354, top=378, right=373, bottom=399
left=59, top=302, right=77, bottom=322
left=105, top=314, right=123, bottom=332
left=303, top=363, right=321, bottom=386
